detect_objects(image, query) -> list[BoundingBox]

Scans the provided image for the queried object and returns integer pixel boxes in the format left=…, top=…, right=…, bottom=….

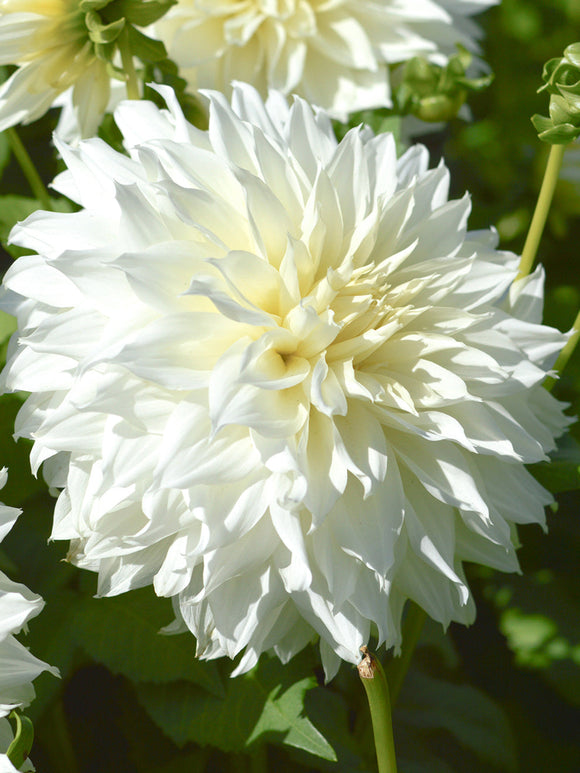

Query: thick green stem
left=544, top=308, right=580, bottom=392
left=358, top=646, right=397, bottom=773
left=385, top=601, right=426, bottom=706
left=5, top=127, right=52, bottom=211
left=517, top=143, right=566, bottom=280
left=119, top=26, right=140, bottom=101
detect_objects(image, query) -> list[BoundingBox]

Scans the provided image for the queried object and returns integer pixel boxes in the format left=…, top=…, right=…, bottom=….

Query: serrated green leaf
left=72, top=586, right=223, bottom=696
left=397, top=671, right=518, bottom=772
left=136, top=655, right=336, bottom=760
left=298, top=688, right=372, bottom=771
left=245, top=670, right=335, bottom=760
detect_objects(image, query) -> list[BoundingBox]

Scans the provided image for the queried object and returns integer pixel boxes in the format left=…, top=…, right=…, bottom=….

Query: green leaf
left=0, top=195, right=42, bottom=249
left=24, top=589, right=83, bottom=720
left=116, top=0, right=177, bottom=27
left=298, top=688, right=373, bottom=771
left=136, top=654, right=336, bottom=760
left=397, top=671, right=518, bottom=772
left=127, top=26, right=167, bottom=62
left=529, top=433, right=580, bottom=493
left=72, top=586, right=223, bottom=696
left=0, top=395, right=45, bottom=507
left=0, top=308, right=16, bottom=338
left=489, top=572, right=580, bottom=707
left=245, top=669, right=335, bottom=759
left=0, top=195, right=74, bottom=258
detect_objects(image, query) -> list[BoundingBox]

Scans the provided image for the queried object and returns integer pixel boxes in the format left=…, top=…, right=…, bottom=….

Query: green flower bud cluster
left=395, top=45, right=493, bottom=123
left=80, top=0, right=176, bottom=79
left=532, top=43, right=580, bottom=144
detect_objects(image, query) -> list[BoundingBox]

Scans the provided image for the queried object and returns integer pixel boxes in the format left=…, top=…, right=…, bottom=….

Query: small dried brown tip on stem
left=358, top=645, right=377, bottom=679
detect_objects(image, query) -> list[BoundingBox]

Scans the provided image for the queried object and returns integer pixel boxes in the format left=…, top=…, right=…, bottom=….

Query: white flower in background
left=560, top=139, right=580, bottom=187
left=0, top=469, right=57, bottom=771
left=155, top=0, right=498, bottom=119
left=0, top=0, right=170, bottom=138
left=0, top=0, right=112, bottom=137
left=0, top=83, right=570, bottom=680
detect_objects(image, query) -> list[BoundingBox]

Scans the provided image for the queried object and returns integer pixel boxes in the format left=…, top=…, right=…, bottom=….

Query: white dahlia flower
left=0, top=83, right=570, bottom=680
left=154, top=0, right=498, bottom=119
left=0, top=469, right=57, bottom=771
left=560, top=139, right=580, bottom=187
left=0, top=0, right=113, bottom=137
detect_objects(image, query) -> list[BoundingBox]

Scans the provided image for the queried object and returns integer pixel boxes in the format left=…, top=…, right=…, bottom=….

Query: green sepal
left=531, top=114, right=580, bottom=144
left=114, top=0, right=177, bottom=27
left=6, top=712, right=34, bottom=771
left=85, top=11, right=125, bottom=44
left=532, top=42, right=580, bottom=143
left=79, top=0, right=111, bottom=11
left=94, top=39, right=117, bottom=64
left=105, top=59, right=128, bottom=81
left=78, top=0, right=174, bottom=78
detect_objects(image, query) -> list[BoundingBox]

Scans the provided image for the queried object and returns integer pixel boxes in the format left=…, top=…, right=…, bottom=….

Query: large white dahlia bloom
left=0, top=469, right=57, bottom=771
left=0, top=83, right=571, bottom=680
left=155, top=0, right=498, bottom=119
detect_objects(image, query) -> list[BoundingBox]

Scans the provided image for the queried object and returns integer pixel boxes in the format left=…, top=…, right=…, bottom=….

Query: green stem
left=5, top=127, right=52, bottom=211
left=544, top=308, right=580, bottom=392
left=119, top=25, right=140, bottom=101
left=385, top=601, right=426, bottom=707
left=358, top=646, right=397, bottom=773
left=517, top=143, right=566, bottom=280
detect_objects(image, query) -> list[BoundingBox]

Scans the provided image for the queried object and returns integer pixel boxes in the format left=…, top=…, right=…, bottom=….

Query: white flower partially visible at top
left=0, top=469, right=58, bottom=771
left=154, top=0, right=498, bottom=119
left=0, top=0, right=112, bottom=137
left=0, top=83, right=571, bottom=680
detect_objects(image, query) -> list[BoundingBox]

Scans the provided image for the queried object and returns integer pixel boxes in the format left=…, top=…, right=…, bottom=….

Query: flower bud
left=531, top=43, right=580, bottom=144
left=395, top=45, right=493, bottom=123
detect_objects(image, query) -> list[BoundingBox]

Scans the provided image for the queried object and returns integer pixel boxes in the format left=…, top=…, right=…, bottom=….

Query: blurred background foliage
left=0, top=0, right=579, bottom=771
